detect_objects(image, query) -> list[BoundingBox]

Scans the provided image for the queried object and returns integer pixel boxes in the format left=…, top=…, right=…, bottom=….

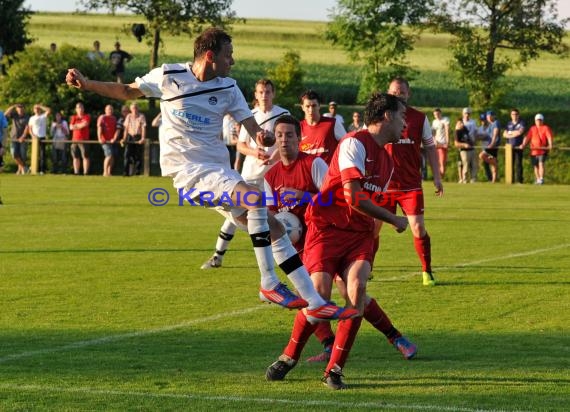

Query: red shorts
left=385, top=189, right=424, bottom=216
left=303, top=222, right=374, bottom=276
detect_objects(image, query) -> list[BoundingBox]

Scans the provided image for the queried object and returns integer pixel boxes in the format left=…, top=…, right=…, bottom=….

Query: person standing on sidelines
left=0, top=108, right=8, bottom=170
left=299, top=90, right=346, bottom=165
left=265, top=92, right=409, bottom=389
left=459, top=107, right=478, bottom=183
left=201, top=78, right=289, bottom=269
left=323, top=101, right=345, bottom=126
left=503, top=108, right=526, bottom=184
left=27, top=103, right=52, bottom=174
left=66, top=27, right=354, bottom=322
left=69, top=102, right=91, bottom=175
left=97, top=104, right=119, bottom=176
left=385, top=77, right=443, bottom=286
left=5, top=104, right=30, bottom=174
left=519, top=113, right=553, bottom=185
left=431, top=107, right=450, bottom=179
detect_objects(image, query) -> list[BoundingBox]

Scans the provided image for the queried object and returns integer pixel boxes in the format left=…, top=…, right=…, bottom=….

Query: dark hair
left=274, top=114, right=301, bottom=137
left=300, top=89, right=321, bottom=104
left=194, top=28, right=232, bottom=60
left=510, top=108, right=519, bottom=114
left=363, top=92, right=403, bottom=125
left=255, top=78, right=275, bottom=93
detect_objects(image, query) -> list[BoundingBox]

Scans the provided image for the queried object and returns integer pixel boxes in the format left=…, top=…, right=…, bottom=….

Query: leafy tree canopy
left=0, top=0, right=33, bottom=58
left=430, top=0, right=569, bottom=108
left=325, top=0, right=433, bottom=102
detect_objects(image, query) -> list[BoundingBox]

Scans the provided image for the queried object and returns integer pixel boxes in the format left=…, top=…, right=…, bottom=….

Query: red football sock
left=364, top=298, right=401, bottom=343
left=283, top=310, right=318, bottom=361
left=414, top=233, right=431, bottom=273
left=326, top=316, right=363, bottom=372
left=314, top=322, right=335, bottom=346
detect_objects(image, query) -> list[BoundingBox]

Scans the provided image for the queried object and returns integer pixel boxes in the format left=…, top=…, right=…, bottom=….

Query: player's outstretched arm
left=66, top=68, right=144, bottom=101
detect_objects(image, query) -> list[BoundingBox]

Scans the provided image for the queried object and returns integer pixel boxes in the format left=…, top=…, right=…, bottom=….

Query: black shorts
left=484, top=148, right=498, bottom=158
left=531, top=154, right=548, bottom=166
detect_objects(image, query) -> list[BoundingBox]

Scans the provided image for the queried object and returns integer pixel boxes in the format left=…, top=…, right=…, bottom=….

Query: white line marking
left=379, top=243, right=570, bottom=281
left=449, top=243, right=570, bottom=268
left=0, top=306, right=266, bottom=364
left=0, top=384, right=521, bottom=412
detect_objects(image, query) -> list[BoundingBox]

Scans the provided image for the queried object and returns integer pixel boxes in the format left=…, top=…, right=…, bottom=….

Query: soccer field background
left=0, top=175, right=568, bottom=411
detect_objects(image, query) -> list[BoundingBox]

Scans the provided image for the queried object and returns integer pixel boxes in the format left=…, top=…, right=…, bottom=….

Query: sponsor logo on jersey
left=208, top=96, right=218, bottom=105
left=396, top=138, right=414, bottom=144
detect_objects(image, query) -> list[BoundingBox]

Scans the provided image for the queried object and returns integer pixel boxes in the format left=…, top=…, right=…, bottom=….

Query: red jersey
left=526, top=124, right=553, bottom=156
left=385, top=106, right=431, bottom=191
left=299, top=117, right=338, bottom=165
left=98, top=114, right=117, bottom=143
left=70, top=114, right=91, bottom=141
left=264, top=152, right=326, bottom=248
left=306, top=130, right=394, bottom=233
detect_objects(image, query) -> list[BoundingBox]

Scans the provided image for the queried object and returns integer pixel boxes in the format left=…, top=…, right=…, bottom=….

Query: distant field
left=0, top=175, right=569, bottom=411
left=27, top=12, right=570, bottom=113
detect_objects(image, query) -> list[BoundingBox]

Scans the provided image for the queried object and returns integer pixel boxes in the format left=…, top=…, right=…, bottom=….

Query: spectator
left=299, top=90, right=346, bottom=165
left=479, top=111, right=500, bottom=183
left=109, top=41, right=132, bottom=84
left=27, top=103, right=52, bottom=174
left=431, top=108, right=450, bottom=178
left=5, top=104, right=30, bottom=174
left=460, top=107, right=478, bottom=182
left=454, top=118, right=476, bottom=184
left=69, top=102, right=91, bottom=175
left=121, top=102, right=146, bottom=176
left=97, top=104, right=119, bottom=176
left=519, top=114, right=553, bottom=185
left=503, top=108, right=526, bottom=184
left=50, top=111, right=69, bottom=174
left=323, top=101, right=345, bottom=126
left=49, top=43, right=57, bottom=53
left=0, top=108, right=8, bottom=169
left=347, top=111, right=363, bottom=132
left=87, top=40, right=105, bottom=61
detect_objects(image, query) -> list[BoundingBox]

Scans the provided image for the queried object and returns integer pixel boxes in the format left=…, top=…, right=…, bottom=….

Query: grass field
left=0, top=175, right=569, bottom=411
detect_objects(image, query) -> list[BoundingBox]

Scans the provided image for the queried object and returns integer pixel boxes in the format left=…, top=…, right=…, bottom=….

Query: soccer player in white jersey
left=65, top=27, right=355, bottom=322
left=201, top=78, right=289, bottom=269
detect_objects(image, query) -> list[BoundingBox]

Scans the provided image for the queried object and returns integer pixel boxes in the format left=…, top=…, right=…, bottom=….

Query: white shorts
left=172, top=162, right=249, bottom=230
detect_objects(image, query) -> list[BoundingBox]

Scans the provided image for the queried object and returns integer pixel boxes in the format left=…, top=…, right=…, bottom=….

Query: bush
left=0, top=44, right=116, bottom=116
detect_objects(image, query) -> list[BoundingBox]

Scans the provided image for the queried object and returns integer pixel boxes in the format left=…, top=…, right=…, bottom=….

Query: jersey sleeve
left=228, top=85, right=253, bottom=124
left=334, top=118, right=347, bottom=140
left=338, top=137, right=366, bottom=183
left=135, top=67, right=164, bottom=99
left=421, top=116, right=435, bottom=146
left=311, top=157, right=329, bottom=189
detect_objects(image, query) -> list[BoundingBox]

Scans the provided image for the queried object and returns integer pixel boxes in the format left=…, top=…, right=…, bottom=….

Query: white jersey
left=135, top=63, right=252, bottom=177
left=239, top=105, right=289, bottom=183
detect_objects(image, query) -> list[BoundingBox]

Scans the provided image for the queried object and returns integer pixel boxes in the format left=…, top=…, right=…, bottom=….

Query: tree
left=79, top=0, right=238, bottom=72
left=266, top=50, right=305, bottom=109
left=0, top=0, right=33, bottom=65
left=430, top=0, right=569, bottom=108
left=325, top=0, right=433, bottom=102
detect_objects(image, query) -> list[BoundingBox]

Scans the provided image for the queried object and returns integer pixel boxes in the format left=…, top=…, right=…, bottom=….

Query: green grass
left=0, top=175, right=569, bottom=410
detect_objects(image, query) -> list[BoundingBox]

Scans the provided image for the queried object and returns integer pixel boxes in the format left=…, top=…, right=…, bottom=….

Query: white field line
left=381, top=243, right=570, bottom=281
left=0, top=384, right=522, bottom=412
left=0, top=306, right=266, bottom=364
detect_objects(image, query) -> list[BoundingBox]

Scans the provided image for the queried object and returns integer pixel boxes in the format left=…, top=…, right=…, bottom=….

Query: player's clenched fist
left=66, top=68, right=87, bottom=89
left=256, top=130, right=276, bottom=147
left=393, top=216, right=409, bottom=233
